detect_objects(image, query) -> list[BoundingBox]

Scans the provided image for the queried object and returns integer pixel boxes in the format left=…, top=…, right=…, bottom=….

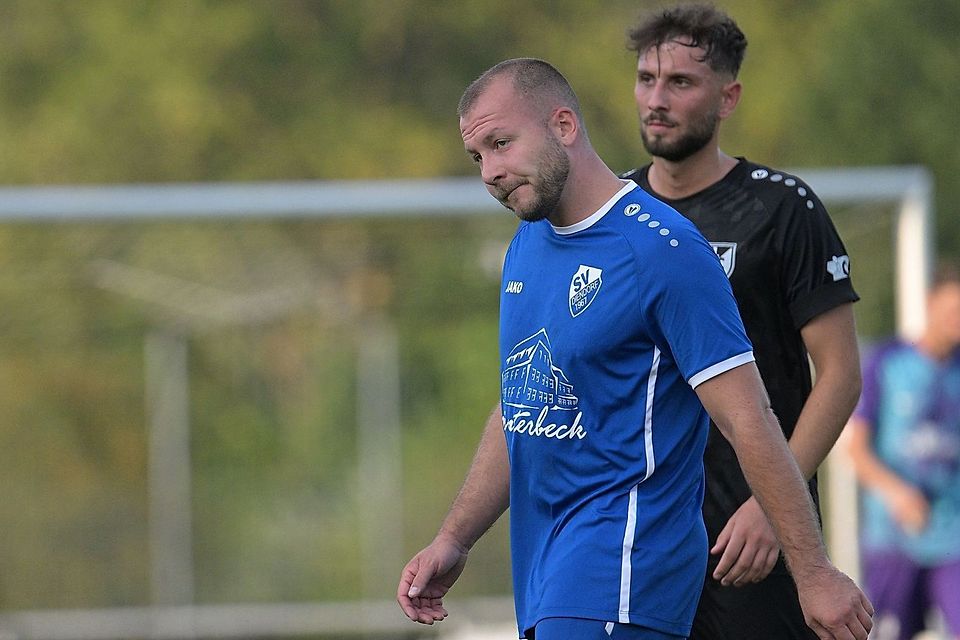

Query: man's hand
left=884, top=480, right=930, bottom=535
left=397, top=534, right=469, bottom=625
left=795, top=564, right=874, bottom=640
left=711, top=496, right=780, bottom=586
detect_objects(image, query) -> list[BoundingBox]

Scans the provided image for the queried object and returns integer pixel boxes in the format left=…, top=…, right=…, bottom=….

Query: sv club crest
left=711, top=242, right=737, bottom=277
left=569, top=264, right=602, bottom=317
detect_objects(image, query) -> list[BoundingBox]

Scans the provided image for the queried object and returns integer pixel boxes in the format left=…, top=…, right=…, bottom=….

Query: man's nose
left=480, top=156, right=506, bottom=186
left=641, top=79, right=669, bottom=112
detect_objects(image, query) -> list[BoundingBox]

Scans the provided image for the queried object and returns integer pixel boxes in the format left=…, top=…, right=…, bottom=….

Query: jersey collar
left=551, top=180, right=638, bottom=236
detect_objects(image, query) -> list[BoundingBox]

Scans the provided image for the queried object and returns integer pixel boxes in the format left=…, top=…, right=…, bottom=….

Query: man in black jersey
left=621, top=5, right=863, bottom=640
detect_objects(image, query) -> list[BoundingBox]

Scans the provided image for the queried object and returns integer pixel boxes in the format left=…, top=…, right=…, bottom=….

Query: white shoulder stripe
left=688, top=351, right=755, bottom=389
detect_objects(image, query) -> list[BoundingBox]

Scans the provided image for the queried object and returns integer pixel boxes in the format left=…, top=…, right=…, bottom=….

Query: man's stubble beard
left=498, top=135, right=571, bottom=223
left=640, top=105, right=720, bottom=163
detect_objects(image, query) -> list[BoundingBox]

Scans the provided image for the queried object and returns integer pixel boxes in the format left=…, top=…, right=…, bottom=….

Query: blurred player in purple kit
left=847, top=264, right=960, bottom=640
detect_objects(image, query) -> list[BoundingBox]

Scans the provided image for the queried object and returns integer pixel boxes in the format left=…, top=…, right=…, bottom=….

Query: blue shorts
left=528, top=617, right=686, bottom=640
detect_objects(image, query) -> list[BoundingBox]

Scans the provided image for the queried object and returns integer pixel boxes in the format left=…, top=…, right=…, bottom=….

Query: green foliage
left=0, top=0, right=957, bottom=612
left=797, top=0, right=960, bottom=254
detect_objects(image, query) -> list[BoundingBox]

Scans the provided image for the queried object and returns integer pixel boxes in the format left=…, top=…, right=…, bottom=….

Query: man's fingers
left=407, top=562, right=436, bottom=598
left=413, top=597, right=448, bottom=624
left=712, top=536, right=745, bottom=581
left=734, top=551, right=765, bottom=585
left=397, top=597, right=417, bottom=621
left=715, top=539, right=779, bottom=585
left=762, top=547, right=779, bottom=576
left=726, top=547, right=758, bottom=586
left=710, top=524, right=732, bottom=554
left=396, top=564, right=419, bottom=620
left=399, top=595, right=448, bottom=625
left=831, top=625, right=857, bottom=640
left=808, top=618, right=859, bottom=640
left=743, top=546, right=779, bottom=583
left=807, top=618, right=831, bottom=640
left=860, top=592, right=875, bottom=618
left=397, top=557, right=447, bottom=624
left=806, top=604, right=873, bottom=640
left=856, top=598, right=874, bottom=636
left=848, top=617, right=870, bottom=640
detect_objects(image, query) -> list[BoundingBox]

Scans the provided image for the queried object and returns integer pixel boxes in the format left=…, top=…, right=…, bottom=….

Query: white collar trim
left=552, top=180, right=638, bottom=236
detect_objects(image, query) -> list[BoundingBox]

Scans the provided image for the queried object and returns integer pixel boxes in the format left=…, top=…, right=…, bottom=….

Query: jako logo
left=826, top=255, right=850, bottom=281
left=505, top=280, right=524, bottom=294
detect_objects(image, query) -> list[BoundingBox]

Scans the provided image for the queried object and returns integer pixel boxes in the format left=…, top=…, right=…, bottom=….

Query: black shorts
left=690, top=569, right=817, bottom=640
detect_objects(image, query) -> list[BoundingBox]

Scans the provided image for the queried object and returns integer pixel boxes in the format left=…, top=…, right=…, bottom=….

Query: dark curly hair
left=627, top=3, right=747, bottom=78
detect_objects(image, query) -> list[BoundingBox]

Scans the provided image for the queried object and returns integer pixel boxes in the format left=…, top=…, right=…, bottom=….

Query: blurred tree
left=796, top=0, right=960, bottom=255
left=0, top=0, right=956, bottom=612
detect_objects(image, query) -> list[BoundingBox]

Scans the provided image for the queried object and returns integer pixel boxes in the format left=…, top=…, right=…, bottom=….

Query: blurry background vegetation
left=0, top=0, right=957, bottom=616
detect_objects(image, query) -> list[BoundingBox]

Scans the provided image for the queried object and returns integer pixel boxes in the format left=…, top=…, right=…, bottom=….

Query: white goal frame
left=0, top=165, right=933, bottom=638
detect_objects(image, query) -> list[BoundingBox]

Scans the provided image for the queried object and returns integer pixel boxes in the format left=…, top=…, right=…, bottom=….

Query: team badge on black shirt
left=710, top=242, right=737, bottom=277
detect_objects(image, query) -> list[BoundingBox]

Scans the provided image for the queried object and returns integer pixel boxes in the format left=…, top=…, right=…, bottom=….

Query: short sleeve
left=777, top=184, right=860, bottom=329
left=637, top=215, right=754, bottom=388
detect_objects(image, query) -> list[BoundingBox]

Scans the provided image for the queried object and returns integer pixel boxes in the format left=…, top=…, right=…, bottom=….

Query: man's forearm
left=790, top=304, right=862, bottom=480
left=437, top=405, right=511, bottom=551
left=697, top=365, right=830, bottom=580
left=733, top=408, right=830, bottom=579
left=788, top=373, right=860, bottom=481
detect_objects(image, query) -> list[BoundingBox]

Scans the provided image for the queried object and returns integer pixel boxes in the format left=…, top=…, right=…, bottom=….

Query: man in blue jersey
left=846, top=265, right=960, bottom=640
left=620, top=5, right=864, bottom=639
left=396, top=58, right=873, bottom=640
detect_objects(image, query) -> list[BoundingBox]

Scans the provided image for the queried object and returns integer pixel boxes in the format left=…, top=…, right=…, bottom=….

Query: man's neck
left=647, top=148, right=738, bottom=200
left=550, top=153, right=626, bottom=228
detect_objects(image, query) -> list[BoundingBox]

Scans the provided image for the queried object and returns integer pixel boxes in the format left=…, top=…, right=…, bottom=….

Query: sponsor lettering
left=502, top=405, right=588, bottom=440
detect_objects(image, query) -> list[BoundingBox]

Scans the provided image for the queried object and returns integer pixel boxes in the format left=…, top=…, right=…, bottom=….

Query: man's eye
left=471, top=154, right=482, bottom=164
left=495, top=139, right=508, bottom=149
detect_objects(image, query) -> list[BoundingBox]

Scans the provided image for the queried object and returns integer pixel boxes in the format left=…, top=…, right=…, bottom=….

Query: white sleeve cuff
left=688, top=351, right=755, bottom=389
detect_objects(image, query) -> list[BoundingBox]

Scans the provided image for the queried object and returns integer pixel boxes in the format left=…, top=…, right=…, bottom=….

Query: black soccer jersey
left=622, top=158, right=859, bottom=570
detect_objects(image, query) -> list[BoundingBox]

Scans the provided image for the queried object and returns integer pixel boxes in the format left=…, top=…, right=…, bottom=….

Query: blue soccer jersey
left=499, top=181, right=754, bottom=638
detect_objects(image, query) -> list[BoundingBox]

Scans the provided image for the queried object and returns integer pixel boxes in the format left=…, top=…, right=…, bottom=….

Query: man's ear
left=552, top=107, right=580, bottom=145
left=719, top=80, right=742, bottom=120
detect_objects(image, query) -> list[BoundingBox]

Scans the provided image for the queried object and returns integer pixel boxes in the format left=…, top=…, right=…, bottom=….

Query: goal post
left=794, top=165, right=935, bottom=583
left=0, top=165, right=934, bottom=639
left=793, top=165, right=934, bottom=340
